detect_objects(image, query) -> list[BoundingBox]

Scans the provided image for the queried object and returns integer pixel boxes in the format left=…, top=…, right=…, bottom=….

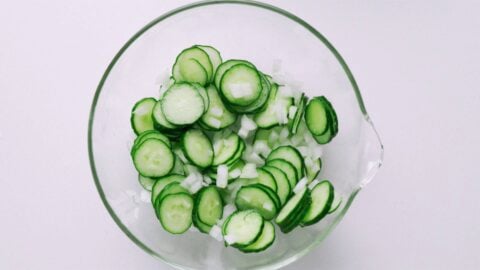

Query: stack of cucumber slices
left=129, top=45, right=342, bottom=253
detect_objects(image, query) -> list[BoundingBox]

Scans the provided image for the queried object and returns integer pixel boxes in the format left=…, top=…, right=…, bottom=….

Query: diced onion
left=253, top=141, right=271, bottom=157
left=229, top=169, right=242, bottom=179
left=238, top=128, right=250, bottom=139
left=308, top=179, right=320, bottom=190
left=210, top=118, right=222, bottom=129
left=140, top=190, right=151, bottom=203
left=209, top=225, right=224, bottom=242
left=211, top=107, right=224, bottom=117
left=216, top=165, right=229, bottom=188
left=241, top=115, right=257, bottom=131
left=293, top=177, right=308, bottom=194
left=224, top=234, right=237, bottom=245
left=240, top=163, right=258, bottom=178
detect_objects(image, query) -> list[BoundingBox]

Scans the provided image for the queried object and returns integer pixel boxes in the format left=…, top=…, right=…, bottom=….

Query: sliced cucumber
left=162, top=83, right=205, bottom=125
left=155, top=182, right=189, bottom=209
left=254, top=126, right=282, bottom=148
left=215, top=59, right=254, bottom=90
left=266, top=159, right=298, bottom=188
left=239, top=221, right=275, bottom=253
left=196, top=45, right=222, bottom=75
left=194, top=186, right=223, bottom=226
left=305, top=158, right=322, bottom=183
left=235, top=184, right=279, bottom=220
left=173, top=47, right=213, bottom=85
left=253, top=84, right=294, bottom=128
left=131, top=139, right=174, bottom=178
left=192, top=83, right=210, bottom=113
left=181, top=129, right=213, bottom=168
left=131, top=97, right=156, bottom=135
left=224, top=139, right=245, bottom=167
left=302, top=181, right=334, bottom=226
left=328, top=192, right=342, bottom=214
left=152, top=100, right=180, bottom=130
left=262, top=166, right=291, bottom=205
left=133, top=130, right=171, bottom=150
left=192, top=212, right=213, bottom=233
left=158, top=193, right=194, bottom=234
left=199, top=85, right=237, bottom=130
left=228, top=74, right=271, bottom=113
left=151, top=174, right=185, bottom=204
left=255, top=184, right=281, bottom=211
left=138, top=174, right=156, bottom=191
left=222, top=210, right=264, bottom=247
left=311, top=97, right=339, bottom=144
left=212, top=133, right=241, bottom=166
left=305, top=97, right=330, bottom=136
left=266, top=146, right=304, bottom=180
left=275, top=187, right=310, bottom=233
left=220, top=64, right=262, bottom=107
left=252, top=168, right=277, bottom=192
left=289, top=94, right=308, bottom=135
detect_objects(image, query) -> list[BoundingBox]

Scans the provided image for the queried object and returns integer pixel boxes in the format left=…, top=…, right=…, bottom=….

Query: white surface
left=1, top=1, right=479, bottom=269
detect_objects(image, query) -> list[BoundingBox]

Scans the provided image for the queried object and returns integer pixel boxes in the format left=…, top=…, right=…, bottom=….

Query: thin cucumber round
left=162, top=83, right=205, bottom=125
left=275, top=187, right=310, bottom=233
left=133, top=130, right=171, bottom=150
left=289, top=94, right=308, bottom=135
left=192, top=84, right=210, bottom=113
left=192, top=212, right=213, bottom=233
left=262, top=166, right=291, bottom=205
left=131, top=139, right=174, bottom=178
left=173, top=47, right=213, bottom=85
left=235, top=184, right=279, bottom=220
left=212, top=133, right=241, bottom=166
left=220, top=64, right=262, bottom=107
left=224, top=139, right=245, bottom=167
left=151, top=174, right=185, bottom=204
left=222, top=210, right=264, bottom=247
left=302, top=180, right=334, bottom=226
left=158, top=193, right=194, bottom=234
left=196, top=45, right=222, bottom=76
left=255, top=184, right=281, bottom=211
left=152, top=100, right=180, bottom=130
left=199, top=85, right=237, bottom=130
left=253, top=85, right=294, bottom=128
left=214, top=59, right=254, bottom=90
left=194, top=186, right=223, bottom=226
left=266, top=159, right=298, bottom=188
left=228, top=74, right=271, bottom=113
left=181, top=129, right=214, bottom=168
left=252, top=168, right=277, bottom=192
left=305, top=97, right=330, bottom=135
left=131, top=97, right=156, bottom=135
left=239, top=221, right=275, bottom=253
left=266, top=146, right=304, bottom=180
left=328, top=192, right=342, bottom=214
left=138, top=174, right=156, bottom=191
left=155, top=182, right=189, bottom=209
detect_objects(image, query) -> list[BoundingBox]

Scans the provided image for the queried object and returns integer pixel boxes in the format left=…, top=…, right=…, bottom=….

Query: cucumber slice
left=215, top=59, right=254, bottom=90
left=255, top=184, right=281, bottom=211
left=158, top=193, right=194, bottom=234
left=152, top=100, right=180, bottom=130
left=251, top=168, right=277, bottom=192
left=162, top=83, right=205, bottom=125
left=212, top=133, right=241, bottom=166
left=305, top=97, right=330, bottom=136
left=133, top=130, right=171, bottom=150
left=151, top=174, right=185, bottom=204
left=239, top=221, right=275, bottom=253
left=194, top=186, right=223, bottom=226
left=181, top=129, right=214, bottom=168
left=196, top=45, right=222, bottom=75
left=224, top=139, right=245, bottom=167
left=266, top=146, right=304, bottom=180
left=235, top=184, right=279, bottom=220
left=155, top=182, right=189, bottom=209
left=131, top=97, right=156, bottom=135
left=302, top=181, right=334, bottom=226
left=220, top=64, right=262, bottom=107
left=262, top=166, right=291, bottom=205
left=254, top=126, right=282, bottom=148
left=192, top=84, right=210, bottom=113
left=228, top=74, right=271, bottom=113
left=275, top=187, right=310, bottom=233
left=207, top=159, right=245, bottom=182
left=138, top=174, right=156, bottom=191
left=131, top=139, right=174, bottom=178
left=312, top=97, right=339, bottom=144
left=200, top=85, right=237, bottom=130
left=192, top=212, right=213, bottom=233
left=328, top=192, right=342, bottom=214
left=305, top=158, right=322, bottom=183
left=173, top=47, right=213, bottom=85
left=266, top=159, right=298, bottom=188
left=289, top=94, right=308, bottom=135
left=253, top=84, right=294, bottom=128
left=222, top=210, right=264, bottom=247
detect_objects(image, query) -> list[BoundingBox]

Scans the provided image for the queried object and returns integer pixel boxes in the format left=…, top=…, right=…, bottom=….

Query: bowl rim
left=88, top=1, right=384, bottom=269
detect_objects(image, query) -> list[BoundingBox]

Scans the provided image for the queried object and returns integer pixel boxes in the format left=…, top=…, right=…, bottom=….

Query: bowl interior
left=89, top=1, right=383, bottom=269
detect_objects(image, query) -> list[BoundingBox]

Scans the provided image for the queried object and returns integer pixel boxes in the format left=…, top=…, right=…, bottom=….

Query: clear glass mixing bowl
left=88, top=1, right=384, bottom=269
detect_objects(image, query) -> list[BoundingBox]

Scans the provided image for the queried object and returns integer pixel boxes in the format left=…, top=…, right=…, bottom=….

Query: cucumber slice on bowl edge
left=131, top=97, right=156, bottom=135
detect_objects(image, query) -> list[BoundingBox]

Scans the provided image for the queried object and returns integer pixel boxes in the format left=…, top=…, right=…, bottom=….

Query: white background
left=1, top=1, right=479, bottom=269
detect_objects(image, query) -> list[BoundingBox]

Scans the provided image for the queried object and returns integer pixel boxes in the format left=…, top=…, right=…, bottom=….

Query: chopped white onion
left=223, top=204, right=236, bottom=218
left=188, top=181, right=203, bottom=194
left=253, top=141, right=271, bottom=157
left=263, top=202, right=273, bottom=211
left=241, top=115, right=257, bottom=131
left=140, top=190, right=151, bottom=203
left=290, top=134, right=304, bottom=146
left=279, top=128, right=290, bottom=141
left=238, top=128, right=250, bottom=139
left=245, top=152, right=265, bottom=165
left=297, top=146, right=309, bottom=156
left=275, top=102, right=289, bottom=124
left=210, top=107, right=224, bottom=117
left=210, top=118, right=222, bottom=129
left=308, top=179, right=320, bottom=190
left=203, top=175, right=213, bottom=185
left=293, top=177, right=308, bottom=194
left=216, top=165, right=229, bottom=188
left=224, top=234, right=237, bottom=245
left=288, top=106, right=298, bottom=119
left=240, top=163, right=258, bottom=178
left=209, top=225, right=224, bottom=242
left=268, top=131, right=279, bottom=144
left=304, top=157, right=313, bottom=168
left=229, top=169, right=242, bottom=179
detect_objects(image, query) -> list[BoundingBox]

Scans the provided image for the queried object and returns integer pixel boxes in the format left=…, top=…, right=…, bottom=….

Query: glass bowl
left=88, top=1, right=384, bottom=269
